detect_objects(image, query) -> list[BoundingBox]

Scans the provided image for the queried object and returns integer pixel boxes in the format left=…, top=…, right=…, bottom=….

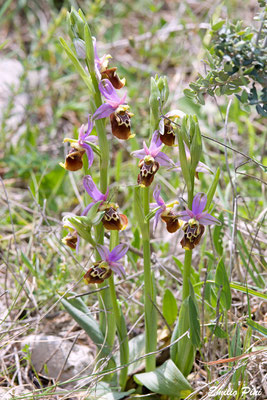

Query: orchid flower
left=93, top=79, right=134, bottom=140
left=131, top=131, right=174, bottom=186
left=60, top=115, right=97, bottom=171
left=93, top=38, right=125, bottom=89
left=150, top=184, right=180, bottom=233
left=158, top=110, right=185, bottom=146
left=82, top=175, right=128, bottom=231
left=84, top=243, right=129, bottom=284
left=62, top=214, right=78, bottom=250
left=178, top=192, right=220, bottom=250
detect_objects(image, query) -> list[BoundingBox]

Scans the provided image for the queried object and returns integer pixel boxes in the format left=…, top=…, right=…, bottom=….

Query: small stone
left=21, top=335, right=94, bottom=387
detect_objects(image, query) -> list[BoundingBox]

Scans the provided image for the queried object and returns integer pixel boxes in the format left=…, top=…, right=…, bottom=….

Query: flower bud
left=66, top=12, right=75, bottom=41
left=73, top=38, right=86, bottom=59
left=70, top=8, right=85, bottom=39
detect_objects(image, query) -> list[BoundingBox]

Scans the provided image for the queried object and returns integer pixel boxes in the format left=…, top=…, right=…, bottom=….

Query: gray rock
left=21, top=334, right=94, bottom=386
left=0, top=59, right=27, bottom=131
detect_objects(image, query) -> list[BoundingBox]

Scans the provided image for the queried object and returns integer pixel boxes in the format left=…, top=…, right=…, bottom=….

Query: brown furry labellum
left=160, top=121, right=175, bottom=146
left=100, top=204, right=128, bottom=231
left=137, top=156, right=160, bottom=187
left=180, top=219, right=205, bottom=250
left=101, top=67, right=125, bottom=89
left=62, top=231, right=78, bottom=249
left=161, top=211, right=181, bottom=233
left=110, top=106, right=133, bottom=140
left=62, top=145, right=85, bottom=171
left=84, top=262, right=112, bottom=284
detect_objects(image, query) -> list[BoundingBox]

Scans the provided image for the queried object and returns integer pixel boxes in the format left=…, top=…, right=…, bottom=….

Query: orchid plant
left=59, top=7, right=222, bottom=395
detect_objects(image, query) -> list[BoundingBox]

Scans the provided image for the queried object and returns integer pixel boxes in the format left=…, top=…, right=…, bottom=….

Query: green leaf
left=215, top=259, right=231, bottom=310
left=127, top=333, right=145, bottom=375
left=209, top=324, right=228, bottom=338
left=86, top=201, right=105, bottom=223
left=0, top=39, right=8, bottom=50
left=246, top=319, right=267, bottom=337
left=66, top=201, right=104, bottom=245
left=163, top=289, right=178, bottom=325
left=0, top=0, right=12, bottom=19
left=70, top=8, right=85, bottom=39
left=183, top=89, right=195, bottom=99
left=173, top=256, right=183, bottom=274
left=87, top=382, right=135, bottom=400
left=149, top=77, right=160, bottom=129
left=190, top=117, right=202, bottom=177
left=196, top=92, right=205, bottom=105
left=171, top=297, right=196, bottom=376
left=213, top=213, right=224, bottom=255
left=230, top=324, right=242, bottom=387
left=59, top=37, right=94, bottom=93
left=21, top=251, right=35, bottom=276
left=211, top=20, right=225, bottom=31
left=206, top=167, right=220, bottom=210
left=230, top=282, right=267, bottom=300
left=188, top=296, right=200, bottom=347
left=84, top=23, right=95, bottom=72
left=230, top=324, right=242, bottom=357
left=134, top=359, right=192, bottom=397
left=177, top=122, right=192, bottom=194
left=195, top=280, right=267, bottom=301
left=61, top=295, right=111, bottom=358
left=256, top=104, right=267, bottom=117
left=240, top=89, right=248, bottom=103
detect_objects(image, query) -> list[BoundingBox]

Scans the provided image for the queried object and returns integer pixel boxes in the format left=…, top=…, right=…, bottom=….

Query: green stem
left=182, top=179, right=194, bottom=301
left=142, top=187, right=157, bottom=371
left=109, top=231, right=129, bottom=389
left=182, top=250, right=192, bottom=300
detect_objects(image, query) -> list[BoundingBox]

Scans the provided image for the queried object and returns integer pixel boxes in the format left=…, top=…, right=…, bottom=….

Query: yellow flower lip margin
left=166, top=200, right=179, bottom=209
left=144, top=155, right=155, bottom=163
left=116, top=104, right=131, bottom=113
left=165, top=109, right=186, bottom=120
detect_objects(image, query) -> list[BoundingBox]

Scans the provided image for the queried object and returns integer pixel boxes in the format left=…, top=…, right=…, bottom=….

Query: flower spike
left=178, top=192, right=220, bottom=250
